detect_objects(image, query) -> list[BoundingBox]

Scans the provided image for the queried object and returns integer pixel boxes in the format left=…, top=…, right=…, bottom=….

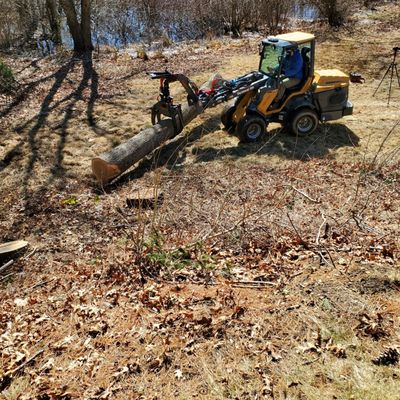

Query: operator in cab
left=275, top=47, right=303, bottom=103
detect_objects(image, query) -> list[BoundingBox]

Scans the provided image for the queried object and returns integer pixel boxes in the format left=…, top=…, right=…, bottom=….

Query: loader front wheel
left=289, top=108, right=319, bottom=137
left=236, top=115, right=267, bottom=143
left=221, top=104, right=236, bottom=132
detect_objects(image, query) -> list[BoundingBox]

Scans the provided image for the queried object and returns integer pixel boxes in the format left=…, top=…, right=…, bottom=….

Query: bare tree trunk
left=92, top=103, right=203, bottom=185
left=309, top=0, right=350, bottom=27
left=45, top=0, right=62, bottom=45
left=81, top=0, right=93, bottom=51
left=16, top=0, right=39, bottom=47
left=60, top=0, right=93, bottom=53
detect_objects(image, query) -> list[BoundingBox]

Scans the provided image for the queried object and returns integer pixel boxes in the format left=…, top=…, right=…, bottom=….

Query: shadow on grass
left=0, top=58, right=77, bottom=173
left=0, top=53, right=100, bottom=211
left=191, top=123, right=359, bottom=163
left=356, top=275, right=400, bottom=295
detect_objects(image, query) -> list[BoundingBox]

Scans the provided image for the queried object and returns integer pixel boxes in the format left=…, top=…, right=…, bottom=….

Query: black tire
left=289, top=108, right=319, bottom=137
left=235, top=115, right=267, bottom=143
left=221, top=104, right=236, bottom=132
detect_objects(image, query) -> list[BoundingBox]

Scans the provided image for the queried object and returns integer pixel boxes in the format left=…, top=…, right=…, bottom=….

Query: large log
left=91, top=102, right=204, bottom=184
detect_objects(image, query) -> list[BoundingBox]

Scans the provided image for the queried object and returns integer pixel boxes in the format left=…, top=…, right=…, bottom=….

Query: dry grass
left=1, top=3, right=400, bottom=399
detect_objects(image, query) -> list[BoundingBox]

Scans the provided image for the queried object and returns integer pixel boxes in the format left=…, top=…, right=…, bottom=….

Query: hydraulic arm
left=146, top=70, right=270, bottom=131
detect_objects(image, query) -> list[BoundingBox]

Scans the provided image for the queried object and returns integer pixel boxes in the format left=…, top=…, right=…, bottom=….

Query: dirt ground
left=0, top=3, right=399, bottom=399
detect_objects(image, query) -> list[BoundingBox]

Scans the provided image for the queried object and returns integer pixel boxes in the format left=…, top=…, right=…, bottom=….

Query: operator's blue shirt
left=283, top=49, right=303, bottom=80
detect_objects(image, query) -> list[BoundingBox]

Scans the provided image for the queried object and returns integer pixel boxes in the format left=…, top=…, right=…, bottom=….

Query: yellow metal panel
left=275, top=31, right=315, bottom=44
left=256, top=90, right=278, bottom=115
left=232, top=91, right=255, bottom=123
left=262, top=78, right=313, bottom=116
left=314, top=69, right=349, bottom=92
left=315, top=83, right=348, bottom=93
left=315, top=69, right=349, bottom=79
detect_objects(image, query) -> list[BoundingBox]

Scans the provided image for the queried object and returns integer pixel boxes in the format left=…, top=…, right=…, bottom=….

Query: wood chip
left=126, top=188, right=164, bottom=209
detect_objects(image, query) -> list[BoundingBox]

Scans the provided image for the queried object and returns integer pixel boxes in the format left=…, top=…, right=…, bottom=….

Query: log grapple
left=146, top=71, right=199, bottom=133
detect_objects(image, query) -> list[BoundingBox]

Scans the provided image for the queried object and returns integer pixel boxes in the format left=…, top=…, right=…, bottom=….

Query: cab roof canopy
left=275, top=31, right=315, bottom=44
left=261, top=31, right=315, bottom=48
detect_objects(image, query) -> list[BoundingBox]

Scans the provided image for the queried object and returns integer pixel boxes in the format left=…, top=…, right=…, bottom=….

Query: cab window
left=259, top=44, right=283, bottom=75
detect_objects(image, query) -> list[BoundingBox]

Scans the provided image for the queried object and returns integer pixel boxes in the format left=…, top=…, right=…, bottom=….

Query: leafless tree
left=308, top=0, right=351, bottom=27
left=45, top=0, right=62, bottom=46
left=0, top=1, right=18, bottom=48
left=0, top=0, right=350, bottom=52
left=16, top=0, right=40, bottom=45
left=254, top=0, right=294, bottom=33
left=60, top=0, right=93, bottom=53
left=210, top=0, right=254, bottom=37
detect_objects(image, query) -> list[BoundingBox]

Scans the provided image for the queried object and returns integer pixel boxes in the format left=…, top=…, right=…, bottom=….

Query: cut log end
left=91, top=158, right=121, bottom=185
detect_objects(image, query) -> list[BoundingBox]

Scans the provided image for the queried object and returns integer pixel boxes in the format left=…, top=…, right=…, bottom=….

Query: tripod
left=373, top=47, right=400, bottom=105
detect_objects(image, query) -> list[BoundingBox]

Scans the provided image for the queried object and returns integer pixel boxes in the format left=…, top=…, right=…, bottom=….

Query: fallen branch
left=315, top=213, right=327, bottom=245
left=0, top=272, right=14, bottom=282
left=8, top=349, right=44, bottom=376
left=0, top=259, right=14, bottom=274
left=289, top=185, right=320, bottom=204
left=0, top=349, right=44, bottom=391
left=23, top=247, right=37, bottom=260
left=141, top=274, right=279, bottom=289
left=25, top=278, right=55, bottom=293
left=289, top=270, right=305, bottom=280
left=231, top=280, right=278, bottom=288
left=302, top=355, right=321, bottom=366
left=287, top=213, right=309, bottom=248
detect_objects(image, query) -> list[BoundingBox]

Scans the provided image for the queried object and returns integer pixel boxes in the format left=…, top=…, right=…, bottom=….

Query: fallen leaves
left=0, top=49, right=399, bottom=398
left=372, top=348, right=399, bottom=366
left=14, top=298, right=28, bottom=307
left=355, top=312, right=391, bottom=340
left=174, top=368, right=184, bottom=380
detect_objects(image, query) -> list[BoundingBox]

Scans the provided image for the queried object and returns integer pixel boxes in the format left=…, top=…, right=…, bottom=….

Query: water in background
left=50, top=2, right=318, bottom=53
left=293, top=3, right=318, bottom=21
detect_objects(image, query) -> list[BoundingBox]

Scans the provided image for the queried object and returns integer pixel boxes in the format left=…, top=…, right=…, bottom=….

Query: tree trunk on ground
left=91, top=103, right=204, bottom=185
left=60, top=0, right=93, bottom=53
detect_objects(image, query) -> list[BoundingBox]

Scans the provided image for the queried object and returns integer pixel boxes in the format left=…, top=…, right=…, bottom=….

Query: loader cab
left=259, top=32, right=315, bottom=89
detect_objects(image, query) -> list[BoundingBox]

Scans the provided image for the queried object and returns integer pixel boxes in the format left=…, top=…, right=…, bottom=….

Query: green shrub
left=143, top=233, right=215, bottom=272
left=0, top=60, right=17, bottom=95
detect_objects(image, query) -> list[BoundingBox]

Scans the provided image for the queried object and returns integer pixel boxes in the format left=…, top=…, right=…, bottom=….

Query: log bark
left=91, top=102, right=204, bottom=185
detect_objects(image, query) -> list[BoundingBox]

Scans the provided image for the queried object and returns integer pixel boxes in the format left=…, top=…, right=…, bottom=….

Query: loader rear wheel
left=221, top=104, right=236, bottom=132
left=289, top=108, right=319, bottom=137
left=236, top=115, right=267, bottom=143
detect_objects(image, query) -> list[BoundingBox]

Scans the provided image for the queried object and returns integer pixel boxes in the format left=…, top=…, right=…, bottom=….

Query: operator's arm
left=284, top=51, right=303, bottom=78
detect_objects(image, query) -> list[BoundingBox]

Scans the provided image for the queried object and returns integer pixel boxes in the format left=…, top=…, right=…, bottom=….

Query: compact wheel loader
left=220, top=31, right=353, bottom=142
left=93, top=32, right=355, bottom=184
left=147, top=31, right=353, bottom=143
